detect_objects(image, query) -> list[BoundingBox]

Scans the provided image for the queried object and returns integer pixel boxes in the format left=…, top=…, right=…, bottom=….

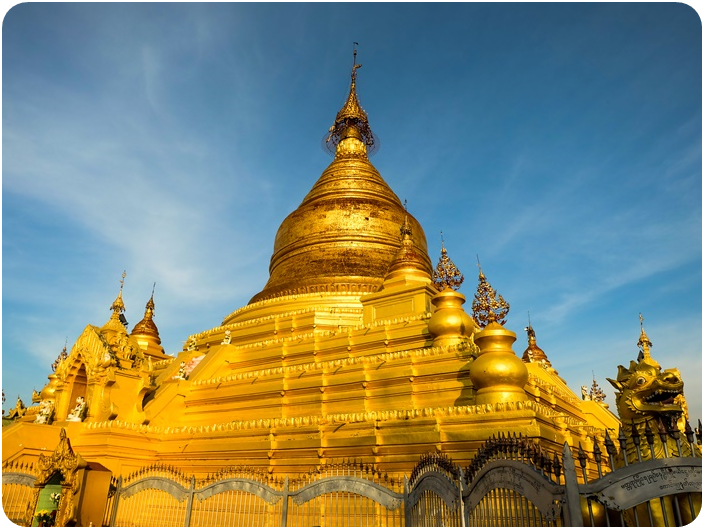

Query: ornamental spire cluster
left=471, top=264, right=510, bottom=328
left=432, top=235, right=464, bottom=291
left=588, top=375, right=606, bottom=402
left=51, top=343, right=69, bottom=373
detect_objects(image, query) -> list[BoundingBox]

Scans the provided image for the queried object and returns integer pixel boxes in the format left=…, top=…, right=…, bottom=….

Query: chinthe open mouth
left=644, top=389, right=682, bottom=406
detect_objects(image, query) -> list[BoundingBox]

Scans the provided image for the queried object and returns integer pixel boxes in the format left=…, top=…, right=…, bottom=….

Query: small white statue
left=222, top=330, right=232, bottom=345
left=66, top=396, right=87, bottom=422
left=34, top=400, right=54, bottom=424
left=581, top=386, right=590, bottom=401
left=175, top=361, right=188, bottom=380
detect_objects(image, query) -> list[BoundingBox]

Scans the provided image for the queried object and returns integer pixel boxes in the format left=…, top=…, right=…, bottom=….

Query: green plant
left=34, top=509, right=56, bottom=527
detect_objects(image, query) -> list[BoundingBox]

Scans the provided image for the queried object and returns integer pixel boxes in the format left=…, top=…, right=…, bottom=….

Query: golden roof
left=249, top=57, right=431, bottom=304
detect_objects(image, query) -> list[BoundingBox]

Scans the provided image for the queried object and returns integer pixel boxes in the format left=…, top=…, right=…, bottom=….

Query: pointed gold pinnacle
left=110, top=270, right=127, bottom=314
left=471, top=263, right=510, bottom=327
left=432, top=233, right=464, bottom=291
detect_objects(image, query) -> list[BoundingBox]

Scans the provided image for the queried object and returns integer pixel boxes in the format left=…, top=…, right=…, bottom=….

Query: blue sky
left=3, top=3, right=702, bottom=422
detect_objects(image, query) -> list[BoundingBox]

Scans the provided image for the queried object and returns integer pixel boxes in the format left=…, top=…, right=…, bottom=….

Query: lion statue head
left=606, top=358, right=684, bottom=427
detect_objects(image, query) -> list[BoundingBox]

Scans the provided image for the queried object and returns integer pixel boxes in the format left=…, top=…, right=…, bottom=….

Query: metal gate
left=1, top=461, right=37, bottom=525
left=405, top=452, right=464, bottom=527
left=107, top=461, right=405, bottom=527
left=5, top=426, right=700, bottom=526
left=406, top=428, right=702, bottom=527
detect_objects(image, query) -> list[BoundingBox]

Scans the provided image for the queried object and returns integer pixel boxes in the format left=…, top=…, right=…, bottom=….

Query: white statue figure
left=222, top=330, right=232, bottom=345
left=581, top=386, right=590, bottom=401
left=175, top=361, right=188, bottom=380
left=66, top=396, right=87, bottom=422
left=34, top=400, right=54, bottom=424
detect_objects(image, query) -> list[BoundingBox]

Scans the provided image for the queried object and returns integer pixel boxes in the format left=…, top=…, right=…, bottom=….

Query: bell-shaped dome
left=521, top=324, right=551, bottom=366
left=249, top=58, right=432, bottom=304
left=131, top=289, right=169, bottom=359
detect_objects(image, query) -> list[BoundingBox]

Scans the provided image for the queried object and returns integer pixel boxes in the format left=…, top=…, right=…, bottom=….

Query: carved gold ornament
left=471, top=268, right=509, bottom=327
left=26, top=428, right=86, bottom=526
left=432, top=239, right=464, bottom=291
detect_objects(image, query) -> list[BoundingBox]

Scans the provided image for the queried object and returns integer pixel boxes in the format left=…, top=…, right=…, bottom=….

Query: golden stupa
left=3, top=52, right=622, bottom=485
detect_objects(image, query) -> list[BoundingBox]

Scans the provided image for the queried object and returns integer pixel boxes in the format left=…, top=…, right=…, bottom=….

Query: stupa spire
left=243, top=48, right=432, bottom=308
left=522, top=318, right=551, bottom=366
left=324, top=43, right=377, bottom=156
left=637, top=313, right=658, bottom=367
left=131, top=283, right=166, bottom=356
left=400, top=200, right=413, bottom=239
left=102, top=270, right=128, bottom=332
left=110, top=271, right=127, bottom=315
left=432, top=233, right=464, bottom=291
left=471, top=261, right=510, bottom=328
left=131, top=289, right=159, bottom=337
left=132, top=284, right=157, bottom=333
left=383, top=201, right=431, bottom=284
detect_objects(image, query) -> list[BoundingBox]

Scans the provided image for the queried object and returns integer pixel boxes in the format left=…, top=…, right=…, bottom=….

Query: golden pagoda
left=4, top=51, right=631, bottom=496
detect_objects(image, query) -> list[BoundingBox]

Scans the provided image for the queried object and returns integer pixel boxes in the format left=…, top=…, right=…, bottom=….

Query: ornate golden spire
left=637, top=313, right=659, bottom=367
left=522, top=320, right=551, bottom=366
left=131, top=283, right=161, bottom=343
left=110, top=271, right=127, bottom=315
left=324, top=44, right=377, bottom=156
left=400, top=200, right=413, bottom=239
left=244, top=51, right=432, bottom=308
left=471, top=261, right=509, bottom=328
left=432, top=233, right=464, bottom=291
left=102, top=270, right=129, bottom=332
left=383, top=202, right=431, bottom=284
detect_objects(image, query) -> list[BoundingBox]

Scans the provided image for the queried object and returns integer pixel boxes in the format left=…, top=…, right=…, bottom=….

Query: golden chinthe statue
left=2, top=51, right=699, bottom=527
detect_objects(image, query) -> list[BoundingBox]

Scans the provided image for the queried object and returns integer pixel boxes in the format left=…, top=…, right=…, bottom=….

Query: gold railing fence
left=407, top=422, right=701, bottom=527
left=3, top=421, right=701, bottom=527
left=103, top=459, right=405, bottom=527
left=286, top=461, right=405, bottom=527
left=1, top=460, right=38, bottom=525
left=190, top=467, right=284, bottom=527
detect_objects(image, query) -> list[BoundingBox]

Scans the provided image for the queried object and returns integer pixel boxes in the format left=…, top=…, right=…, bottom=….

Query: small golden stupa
left=2, top=51, right=620, bottom=481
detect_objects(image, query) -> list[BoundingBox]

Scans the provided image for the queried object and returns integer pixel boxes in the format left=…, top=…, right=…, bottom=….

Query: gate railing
left=567, top=422, right=702, bottom=527
left=5, top=422, right=701, bottom=527
left=108, top=461, right=405, bottom=527
left=406, top=452, right=464, bottom=527
left=1, top=460, right=38, bottom=525
left=407, top=422, right=702, bottom=527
